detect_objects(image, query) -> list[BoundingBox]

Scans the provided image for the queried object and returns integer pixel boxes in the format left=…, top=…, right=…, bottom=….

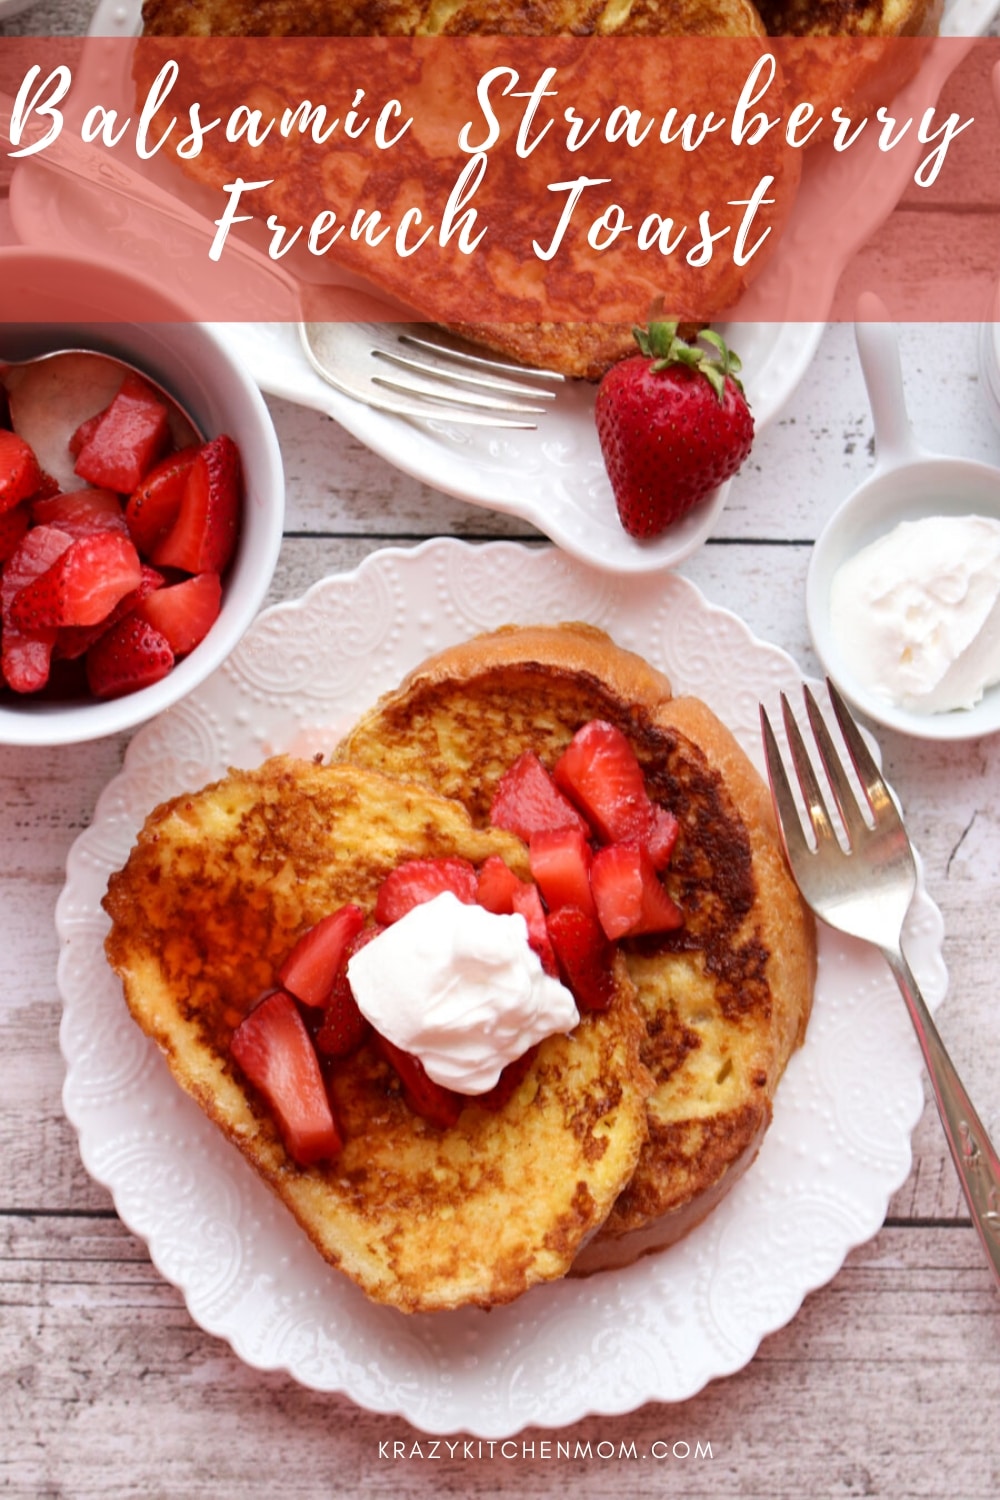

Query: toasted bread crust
left=579, top=691, right=814, bottom=1257
left=336, top=624, right=816, bottom=1261
left=104, top=757, right=652, bottom=1312
left=143, top=0, right=764, bottom=38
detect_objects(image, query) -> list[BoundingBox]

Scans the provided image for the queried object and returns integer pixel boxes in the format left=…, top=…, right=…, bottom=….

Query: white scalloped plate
left=56, top=540, right=946, bottom=1436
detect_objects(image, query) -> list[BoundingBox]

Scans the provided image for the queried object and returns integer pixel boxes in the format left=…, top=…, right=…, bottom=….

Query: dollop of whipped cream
left=829, top=514, right=1000, bottom=714
left=346, top=891, right=580, bottom=1094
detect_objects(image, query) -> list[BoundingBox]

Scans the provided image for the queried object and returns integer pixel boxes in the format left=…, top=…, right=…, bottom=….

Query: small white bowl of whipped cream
left=807, top=295, right=1000, bottom=740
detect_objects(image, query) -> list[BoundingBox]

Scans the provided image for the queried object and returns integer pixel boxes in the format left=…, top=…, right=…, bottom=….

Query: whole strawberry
left=595, top=322, right=754, bottom=539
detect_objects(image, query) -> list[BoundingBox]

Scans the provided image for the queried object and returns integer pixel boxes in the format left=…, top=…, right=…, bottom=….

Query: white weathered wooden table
left=2, top=4, right=999, bottom=1497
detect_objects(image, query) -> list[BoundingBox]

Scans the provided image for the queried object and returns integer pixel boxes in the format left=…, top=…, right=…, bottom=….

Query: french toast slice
left=336, top=624, right=816, bottom=1265
left=140, top=0, right=772, bottom=380
left=103, top=756, right=652, bottom=1312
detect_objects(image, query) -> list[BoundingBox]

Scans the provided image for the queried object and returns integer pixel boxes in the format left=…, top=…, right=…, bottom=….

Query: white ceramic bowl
left=0, top=249, right=285, bottom=746
left=807, top=303, right=1000, bottom=741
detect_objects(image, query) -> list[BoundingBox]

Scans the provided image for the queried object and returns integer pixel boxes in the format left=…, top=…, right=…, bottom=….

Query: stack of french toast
left=104, top=624, right=815, bottom=1313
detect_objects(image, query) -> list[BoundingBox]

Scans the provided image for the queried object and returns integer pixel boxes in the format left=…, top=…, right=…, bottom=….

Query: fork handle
left=883, top=945, right=1000, bottom=1290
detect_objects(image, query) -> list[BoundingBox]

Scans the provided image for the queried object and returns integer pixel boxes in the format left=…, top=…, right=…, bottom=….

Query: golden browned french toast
left=336, top=624, right=816, bottom=1266
left=139, top=0, right=776, bottom=379
left=755, top=0, right=938, bottom=38
left=103, top=757, right=652, bottom=1312
left=142, top=0, right=765, bottom=39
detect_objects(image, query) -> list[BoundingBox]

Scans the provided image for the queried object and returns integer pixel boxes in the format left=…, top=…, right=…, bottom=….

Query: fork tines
left=372, top=325, right=563, bottom=424
left=299, top=319, right=565, bottom=429
left=760, top=679, right=902, bottom=857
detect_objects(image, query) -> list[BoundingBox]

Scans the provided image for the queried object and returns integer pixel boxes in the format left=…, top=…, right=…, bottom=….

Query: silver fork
left=297, top=320, right=563, bottom=429
left=761, top=679, right=1000, bottom=1292
left=0, top=91, right=561, bottom=430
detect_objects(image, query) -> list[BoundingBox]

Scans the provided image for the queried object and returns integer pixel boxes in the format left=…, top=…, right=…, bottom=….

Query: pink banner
left=0, top=36, right=996, bottom=324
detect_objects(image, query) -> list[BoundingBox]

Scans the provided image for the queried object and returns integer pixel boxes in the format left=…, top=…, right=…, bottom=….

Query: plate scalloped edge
left=56, top=539, right=946, bottom=1437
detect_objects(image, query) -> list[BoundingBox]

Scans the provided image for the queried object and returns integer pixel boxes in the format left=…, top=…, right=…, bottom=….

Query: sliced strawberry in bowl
left=85, top=614, right=175, bottom=700
left=2, top=633, right=56, bottom=695
left=590, top=840, right=683, bottom=941
left=55, top=565, right=164, bottom=662
left=0, top=501, right=31, bottom=563
left=546, top=904, right=617, bottom=1011
left=151, top=435, right=242, bottom=575
left=9, top=531, right=142, bottom=631
left=73, top=373, right=172, bottom=493
left=279, top=903, right=366, bottom=1009
left=375, top=1035, right=463, bottom=1129
left=124, top=445, right=199, bottom=555
left=489, top=750, right=590, bottom=843
left=0, top=525, right=73, bottom=694
left=0, top=429, right=43, bottom=513
left=231, top=989, right=342, bottom=1166
left=32, top=487, right=129, bottom=539
left=529, top=825, right=596, bottom=917
left=2, top=525, right=74, bottom=614
left=68, top=408, right=105, bottom=459
left=374, top=855, right=478, bottom=925
left=135, top=572, right=222, bottom=657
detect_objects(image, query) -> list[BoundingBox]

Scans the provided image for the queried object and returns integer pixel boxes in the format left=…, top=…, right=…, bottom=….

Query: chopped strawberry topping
left=647, top=803, right=680, bottom=870
left=9, top=531, right=142, bottom=630
left=553, top=718, right=679, bottom=870
left=553, top=720, right=655, bottom=844
left=546, top=904, right=617, bottom=1011
left=376, top=1035, right=463, bottom=1128
left=124, top=444, right=199, bottom=555
left=231, top=990, right=342, bottom=1165
left=314, top=925, right=382, bottom=1059
left=73, top=374, right=171, bottom=493
left=489, top=750, right=590, bottom=843
left=279, top=903, right=366, bottom=1009
left=85, top=613, right=175, bottom=699
left=136, top=571, right=222, bottom=657
left=32, top=487, right=129, bottom=539
left=529, top=825, right=596, bottom=918
left=475, top=854, right=532, bottom=915
left=511, top=881, right=559, bottom=976
left=374, top=855, right=478, bottom=926
left=0, top=429, right=43, bottom=513
left=315, top=967, right=371, bottom=1059
left=151, top=435, right=241, bottom=576
left=590, top=841, right=683, bottom=941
